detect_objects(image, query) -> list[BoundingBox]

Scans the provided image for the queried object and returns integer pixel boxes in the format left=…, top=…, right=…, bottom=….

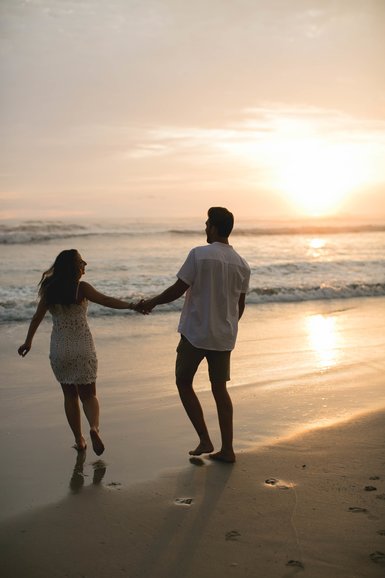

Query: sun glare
left=225, top=115, right=375, bottom=218
left=309, top=238, right=325, bottom=250
left=266, top=119, right=369, bottom=216
left=272, top=136, right=369, bottom=217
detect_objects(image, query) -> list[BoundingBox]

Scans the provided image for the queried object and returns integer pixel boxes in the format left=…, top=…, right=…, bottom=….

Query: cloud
left=122, top=105, right=385, bottom=170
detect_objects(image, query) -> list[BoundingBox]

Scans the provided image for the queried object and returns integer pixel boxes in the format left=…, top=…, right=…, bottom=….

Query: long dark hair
left=38, top=249, right=80, bottom=305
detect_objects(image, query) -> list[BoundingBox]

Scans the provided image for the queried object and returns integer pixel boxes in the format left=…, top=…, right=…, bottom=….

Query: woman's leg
left=60, top=383, right=86, bottom=450
left=78, top=383, right=104, bottom=455
left=78, top=382, right=99, bottom=430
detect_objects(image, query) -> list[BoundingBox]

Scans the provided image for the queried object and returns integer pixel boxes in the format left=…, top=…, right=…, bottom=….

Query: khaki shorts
left=175, top=335, right=231, bottom=384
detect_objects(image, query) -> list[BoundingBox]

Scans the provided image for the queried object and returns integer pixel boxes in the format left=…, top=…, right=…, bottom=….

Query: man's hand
left=133, top=299, right=155, bottom=315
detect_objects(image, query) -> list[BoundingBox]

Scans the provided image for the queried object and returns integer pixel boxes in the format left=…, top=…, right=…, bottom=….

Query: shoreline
left=1, top=408, right=384, bottom=577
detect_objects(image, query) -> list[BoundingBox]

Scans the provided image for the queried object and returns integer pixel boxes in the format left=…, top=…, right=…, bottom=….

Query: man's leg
left=210, top=381, right=235, bottom=462
left=207, top=348, right=235, bottom=463
left=176, top=379, right=214, bottom=455
left=176, top=336, right=214, bottom=455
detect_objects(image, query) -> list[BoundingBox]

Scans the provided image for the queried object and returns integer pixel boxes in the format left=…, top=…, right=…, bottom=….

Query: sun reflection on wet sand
left=306, top=313, right=341, bottom=370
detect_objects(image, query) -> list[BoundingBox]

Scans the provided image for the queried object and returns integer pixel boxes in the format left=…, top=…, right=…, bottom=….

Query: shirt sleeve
left=241, top=263, right=251, bottom=293
left=177, top=249, right=196, bottom=286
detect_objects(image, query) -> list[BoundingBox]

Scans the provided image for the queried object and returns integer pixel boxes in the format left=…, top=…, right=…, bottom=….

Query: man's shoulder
left=190, top=243, right=226, bottom=259
left=188, top=244, right=212, bottom=257
left=192, top=243, right=249, bottom=268
left=231, top=248, right=250, bottom=270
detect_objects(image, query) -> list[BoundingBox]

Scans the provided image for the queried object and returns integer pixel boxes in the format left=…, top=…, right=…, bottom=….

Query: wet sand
left=1, top=297, right=385, bottom=576
left=1, top=410, right=384, bottom=577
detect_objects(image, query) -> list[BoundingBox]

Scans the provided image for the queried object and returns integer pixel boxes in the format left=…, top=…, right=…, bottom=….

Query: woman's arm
left=79, top=281, right=135, bottom=310
left=18, top=298, right=48, bottom=357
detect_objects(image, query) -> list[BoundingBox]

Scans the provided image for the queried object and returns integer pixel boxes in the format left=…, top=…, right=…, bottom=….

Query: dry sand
left=1, top=409, right=384, bottom=578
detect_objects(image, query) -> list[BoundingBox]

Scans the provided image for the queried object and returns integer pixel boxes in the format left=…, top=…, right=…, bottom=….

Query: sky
left=1, top=0, right=385, bottom=221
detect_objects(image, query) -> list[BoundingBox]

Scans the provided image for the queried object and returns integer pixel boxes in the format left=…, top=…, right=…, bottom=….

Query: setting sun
left=216, top=111, right=382, bottom=221
left=273, top=138, right=368, bottom=216
left=264, top=115, right=375, bottom=217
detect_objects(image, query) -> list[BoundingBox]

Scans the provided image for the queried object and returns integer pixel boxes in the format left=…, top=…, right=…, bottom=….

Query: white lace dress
left=49, top=300, right=97, bottom=385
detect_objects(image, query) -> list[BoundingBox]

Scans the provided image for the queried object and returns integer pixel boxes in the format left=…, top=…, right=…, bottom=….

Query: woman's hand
left=134, top=299, right=153, bottom=314
left=18, top=343, right=31, bottom=357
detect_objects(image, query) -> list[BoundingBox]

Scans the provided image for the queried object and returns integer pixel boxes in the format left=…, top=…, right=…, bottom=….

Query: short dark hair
left=207, top=207, right=234, bottom=237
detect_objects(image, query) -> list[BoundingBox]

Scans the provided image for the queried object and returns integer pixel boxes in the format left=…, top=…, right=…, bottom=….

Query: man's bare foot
left=73, top=437, right=87, bottom=452
left=189, top=441, right=214, bottom=456
left=209, top=450, right=236, bottom=463
left=90, top=429, right=105, bottom=456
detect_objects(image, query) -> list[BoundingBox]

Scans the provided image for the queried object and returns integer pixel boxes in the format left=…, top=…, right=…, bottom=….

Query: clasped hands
left=133, top=299, right=155, bottom=315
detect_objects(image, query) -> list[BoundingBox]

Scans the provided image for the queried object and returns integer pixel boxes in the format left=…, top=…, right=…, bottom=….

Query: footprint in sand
left=265, top=478, right=291, bottom=490
left=364, top=486, right=377, bottom=492
left=376, top=494, right=385, bottom=501
left=265, top=478, right=279, bottom=485
left=370, top=476, right=380, bottom=480
left=225, top=530, right=241, bottom=541
left=376, top=530, right=385, bottom=536
left=370, top=551, right=385, bottom=565
left=174, top=498, right=193, bottom=506
left=107, top=482, right=122, bottom=488
left=349, top=507, right=368, bottom=513
left=286, top=560, right=304, bottom=569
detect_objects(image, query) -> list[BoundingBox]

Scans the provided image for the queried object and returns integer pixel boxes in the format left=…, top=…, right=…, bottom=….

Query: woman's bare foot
left=73, top=437, right=87, bottom=452
left=209, top=450, right=236, bottom=463
left=189, top=441, right=214, bottom=456
left=90, top=429, right=105, bottom=456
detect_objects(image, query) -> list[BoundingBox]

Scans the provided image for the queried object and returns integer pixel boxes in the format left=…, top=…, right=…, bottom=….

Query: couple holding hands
left=18, top=207, right=250, bottom=463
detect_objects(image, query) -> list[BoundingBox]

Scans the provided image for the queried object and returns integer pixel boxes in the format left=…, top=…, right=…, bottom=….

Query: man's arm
left=238, top=293, right=246, bottom=320
left=139, top=278, right=189, bottom=313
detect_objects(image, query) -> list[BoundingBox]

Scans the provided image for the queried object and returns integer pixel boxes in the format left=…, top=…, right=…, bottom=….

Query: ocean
left=1, top=218, right=385, bottom=323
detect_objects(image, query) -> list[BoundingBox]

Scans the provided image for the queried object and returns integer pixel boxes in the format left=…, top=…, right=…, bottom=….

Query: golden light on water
left=307, top=238, right=327, bottom=259
left=309, top=238, right=326, bottom=250
left=306, top=314, right=340, bottom=369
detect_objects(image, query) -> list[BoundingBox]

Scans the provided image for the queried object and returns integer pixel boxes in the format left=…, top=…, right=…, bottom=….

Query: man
left=139, top=207, right=250, bottom=463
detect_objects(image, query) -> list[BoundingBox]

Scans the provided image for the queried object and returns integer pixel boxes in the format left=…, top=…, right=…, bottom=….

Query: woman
left=18, top=249, right=136, bottom=456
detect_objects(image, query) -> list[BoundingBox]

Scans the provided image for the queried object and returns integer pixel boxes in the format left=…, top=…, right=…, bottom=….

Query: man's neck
left=212, top=237, right=229, bottom=245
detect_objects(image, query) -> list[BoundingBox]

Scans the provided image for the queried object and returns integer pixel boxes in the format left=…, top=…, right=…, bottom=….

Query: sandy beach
left=1, top=297, right=385, bottom=576
left=1, top=410, right=384, bottom=578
